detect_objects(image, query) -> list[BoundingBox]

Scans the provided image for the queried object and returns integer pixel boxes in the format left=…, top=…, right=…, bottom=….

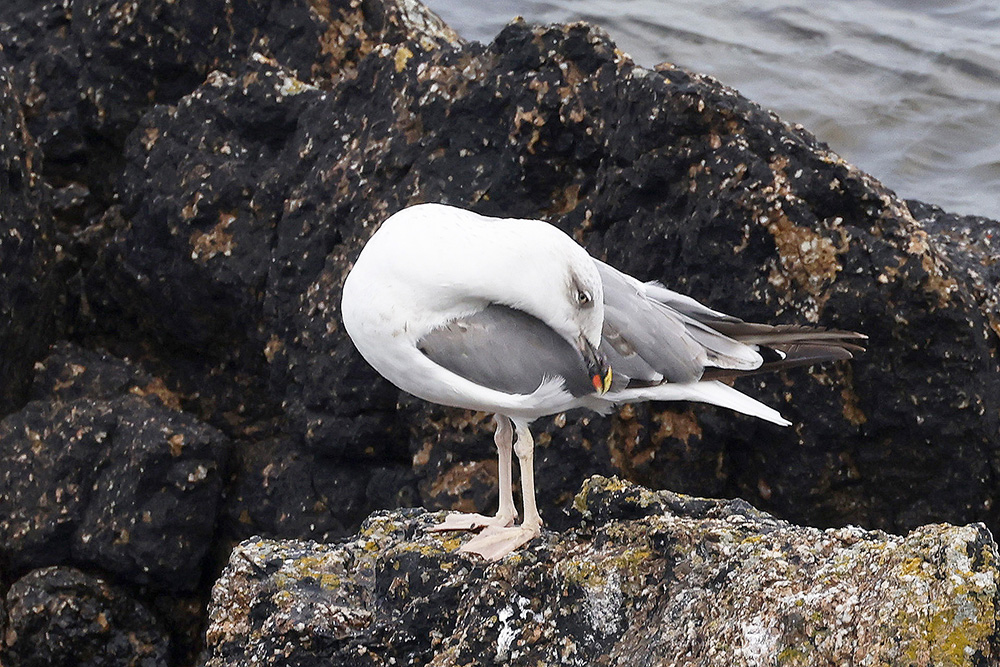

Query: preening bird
left=341, top=203, right=865, bottom=560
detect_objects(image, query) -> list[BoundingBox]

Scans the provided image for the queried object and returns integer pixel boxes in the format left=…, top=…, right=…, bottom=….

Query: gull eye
left=576, top=289, right=592, bottom=306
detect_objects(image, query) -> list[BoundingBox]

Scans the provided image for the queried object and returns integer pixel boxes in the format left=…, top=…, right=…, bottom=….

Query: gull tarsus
left=341, top=203, right=865, bottom=560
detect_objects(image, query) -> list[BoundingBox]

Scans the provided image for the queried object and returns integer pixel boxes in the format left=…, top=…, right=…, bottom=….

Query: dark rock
left=0, top=49, right=58, bottom=416
left=0, top=377, right=231, bottom=591
left=86, top=9, right=1000, bottom=541
left=0, top=0, right=458, bottom=220
left=3, top=0, right=1000, bottom=661
left=30, top=340, right=182, bottom=408
left=201, top=476, right=1000, bottom=667
left=909, top=198, right=1000, bottom=341
left=2, top=566, right=169, bottom=667
left=222, top=435, right=419, bottom=544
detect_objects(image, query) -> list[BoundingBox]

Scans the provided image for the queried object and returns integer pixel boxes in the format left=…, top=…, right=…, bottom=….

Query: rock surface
left=0, top=49, right=58, bottom=415
left=0, top=0, right=457, bottom=219
left=3, top=566, right=170, bottom=667
left=78, top=7, right=1000, bottom=539
left=0, top=344, right=231, bottom=592
left=2, top=0, right=1000, bottom=664
left=202, top=475, right=1000, bottom=667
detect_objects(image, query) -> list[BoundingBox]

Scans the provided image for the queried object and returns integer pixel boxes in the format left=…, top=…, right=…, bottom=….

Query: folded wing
left=596, top=261, right=866, bottom=387
left=416, top=304, right=595, bottom=397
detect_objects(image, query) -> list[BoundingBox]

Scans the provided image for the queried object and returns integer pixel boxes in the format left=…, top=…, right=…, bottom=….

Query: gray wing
left=596, top=261, right=762, bottom=385
left=417, top=304, right=595, bottom=397
left=596, top=261, right=866, bottom=386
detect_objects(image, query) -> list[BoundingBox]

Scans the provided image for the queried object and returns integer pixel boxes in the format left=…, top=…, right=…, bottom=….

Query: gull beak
left=579, top=335, right=613, bottom=395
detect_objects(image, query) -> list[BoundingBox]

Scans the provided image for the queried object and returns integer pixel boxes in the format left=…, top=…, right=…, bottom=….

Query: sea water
left=424, top=0, right=1000, bottom=219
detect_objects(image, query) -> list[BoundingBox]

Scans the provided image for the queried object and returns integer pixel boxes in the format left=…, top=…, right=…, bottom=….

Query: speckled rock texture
left=2, top=0, right=1000, bottom=663
left=0, top=344, right=231, bottom=592
left=3, top=566, right=170, bottom=667
left=911, top=199, right=1000, bottom=343
left=202, top=476, right=1000, bottom=667
left=0, top=0, right=457, bottom=220
left=0, top=50, right=58, bottom=415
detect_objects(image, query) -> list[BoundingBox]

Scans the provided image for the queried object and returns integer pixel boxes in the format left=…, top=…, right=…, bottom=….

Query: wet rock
left=202, top=475, right=1000, bottom=667
left=0, top=50, right=58, bottom=416
left=0, top=349, right=231, bottom=591
left=2, top=566, right=169, bottom=667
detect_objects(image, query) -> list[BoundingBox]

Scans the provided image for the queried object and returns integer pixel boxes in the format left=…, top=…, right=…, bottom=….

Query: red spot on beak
left=592, top=374, right=603, bottom=392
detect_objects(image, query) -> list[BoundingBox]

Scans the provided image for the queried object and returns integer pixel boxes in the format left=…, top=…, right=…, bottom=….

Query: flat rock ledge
left=203, top=476, right=1000, bottom=666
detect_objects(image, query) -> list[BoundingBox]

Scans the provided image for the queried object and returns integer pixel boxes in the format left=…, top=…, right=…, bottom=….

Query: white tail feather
left=607, top=380, right=791, bottom=426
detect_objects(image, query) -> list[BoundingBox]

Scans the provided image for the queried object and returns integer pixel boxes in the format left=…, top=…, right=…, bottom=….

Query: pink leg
left=457, top=418, right=542, bottom=560
left=430, top=415, right=518, bottom=532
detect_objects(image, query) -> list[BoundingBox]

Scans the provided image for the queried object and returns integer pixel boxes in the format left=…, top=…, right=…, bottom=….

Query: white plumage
left=341, top=203, right=864, bottom=559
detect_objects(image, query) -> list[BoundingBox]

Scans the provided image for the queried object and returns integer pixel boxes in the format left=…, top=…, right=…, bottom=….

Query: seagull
left=341, top=203, right=865, bottom=560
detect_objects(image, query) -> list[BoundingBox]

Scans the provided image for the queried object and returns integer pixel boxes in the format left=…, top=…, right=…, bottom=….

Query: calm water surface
left=424, top=0, right=1000, bottom=218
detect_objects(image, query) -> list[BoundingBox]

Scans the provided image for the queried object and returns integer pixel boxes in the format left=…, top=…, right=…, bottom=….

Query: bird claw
left=458, top=525, right=541, bottom=561
left=429, top=511, right=516, bottom=533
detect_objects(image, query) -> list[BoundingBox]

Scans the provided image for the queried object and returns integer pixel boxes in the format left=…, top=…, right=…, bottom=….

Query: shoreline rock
left=2, top=0, right=1000, bottom=663
left=202, top=476, right=1000, bottom=666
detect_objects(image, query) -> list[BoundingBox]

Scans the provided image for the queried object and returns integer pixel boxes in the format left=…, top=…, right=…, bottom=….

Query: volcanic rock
left=0, top=346, right=231, bottom=591
left=3, top=566, right=170, bottom=667
left=0, top=50, right=58, bottom=416
left=78, top=9, right=1000, bottom=537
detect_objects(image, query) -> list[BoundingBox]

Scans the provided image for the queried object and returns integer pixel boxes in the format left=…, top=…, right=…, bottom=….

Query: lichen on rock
left=202, top=476, right=1000, bottom=667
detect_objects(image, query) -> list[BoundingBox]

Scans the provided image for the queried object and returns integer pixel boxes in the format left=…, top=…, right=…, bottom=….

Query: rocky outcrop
left=3, top=567, right=170, bottom=667
left=0, top=345, right=231, bottom=592
left=2, top=0, right=1000, bottom=663
left=911, top=199, right=1000, bottom=341
left=0, top=0, right=458, bottom=218
left=202, top=476, right=1000, bottom=666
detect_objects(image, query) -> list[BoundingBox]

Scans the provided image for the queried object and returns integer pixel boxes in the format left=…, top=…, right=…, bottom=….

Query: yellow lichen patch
left=557, top=543, right=655, bottom=606
left=573, top=474, right=633, bottom=516
left=394, top=46, right=414, bottom=73
left=559, top=558, right=605, bottom=588
left=433, top=534, right=464, bottom=552
left=190, top=211, right=236, bottom=263
left=899, top=556, right=924, bottom=577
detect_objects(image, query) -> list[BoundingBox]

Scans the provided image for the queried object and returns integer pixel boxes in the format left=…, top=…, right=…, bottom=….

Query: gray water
left=423, top=0, right=1000, bottom=219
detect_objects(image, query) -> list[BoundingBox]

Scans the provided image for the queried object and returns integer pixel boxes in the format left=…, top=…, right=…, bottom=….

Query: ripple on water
left=424, top=0, right=1000, bottom=217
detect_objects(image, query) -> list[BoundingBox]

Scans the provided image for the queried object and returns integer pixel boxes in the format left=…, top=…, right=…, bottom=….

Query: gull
left=341, top=203, right=865, bottom=560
